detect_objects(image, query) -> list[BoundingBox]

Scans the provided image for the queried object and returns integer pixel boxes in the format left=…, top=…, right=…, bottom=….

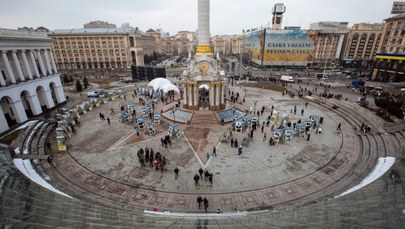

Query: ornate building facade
left=342, top=23, right=382, bottom=66
left=0, top=28, right=66, bottom=133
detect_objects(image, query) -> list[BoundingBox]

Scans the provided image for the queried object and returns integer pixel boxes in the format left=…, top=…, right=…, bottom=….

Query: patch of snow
left=335, top=157, right=395, bottom=198
left=13, top=158, right=74, bottom=199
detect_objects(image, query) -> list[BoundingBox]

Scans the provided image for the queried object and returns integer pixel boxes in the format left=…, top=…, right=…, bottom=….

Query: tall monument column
left=196, top=0, right=212, bottom=56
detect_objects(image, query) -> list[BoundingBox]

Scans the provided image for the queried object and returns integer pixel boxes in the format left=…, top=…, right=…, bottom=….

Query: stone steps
left=190, top=111, right=219, bottom=125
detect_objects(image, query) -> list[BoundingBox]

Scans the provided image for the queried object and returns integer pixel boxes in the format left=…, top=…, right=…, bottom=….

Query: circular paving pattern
left=51, top=85, right=366, bottom=213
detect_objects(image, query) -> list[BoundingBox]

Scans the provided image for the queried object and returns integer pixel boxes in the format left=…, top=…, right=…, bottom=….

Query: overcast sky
left=0, top=0, right=395, bottom=35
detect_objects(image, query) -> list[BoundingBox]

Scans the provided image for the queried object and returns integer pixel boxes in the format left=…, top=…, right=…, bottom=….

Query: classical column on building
left=9, top=99, right=28, bottom=124
left=29, top=50, right=41, bottom=78
left=21, top=51, right=33, bottom=80
left=0, top=70, right=6, bottom=86
left=43, top=89, right=55, bottom=109
left=209, top=83, right=214, bottom=106
left=49, top=50, right=58, bottom=73
left=43, top=50, right=53, bottom=75
left=11, top=50, right=25, bottom=82
left=1, top=51, right=16, bottom=84
left=0, top=108, right=9, bottom=134
left=216, top=82, right=220, bottom=106
left=183, top=83, right=188, bottom=106
left=220, top=82, right=225, bottom=104
left=193, top=83, right=198, bottom=107
left=188, top=83, right=193, bottom=106
left=37, top=50, right=47, bottom=76
left=53, top=84, right=67, bottom=104
left=26, top=94, right=43, bottom=116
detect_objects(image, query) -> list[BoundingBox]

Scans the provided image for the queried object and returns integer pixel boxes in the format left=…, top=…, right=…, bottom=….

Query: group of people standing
left=193, top=168, right=214, bottom=186
left=136, top=147, right=167, bottom=171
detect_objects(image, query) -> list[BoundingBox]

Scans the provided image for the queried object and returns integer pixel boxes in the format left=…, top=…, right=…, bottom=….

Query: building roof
left=49, top=27, right=132, bottom=35
left=385, top=12, right=405, bottom=21
left=0, top=28, right=50, bottom=39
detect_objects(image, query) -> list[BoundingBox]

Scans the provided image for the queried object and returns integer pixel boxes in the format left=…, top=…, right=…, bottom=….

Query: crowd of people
left=136, top=147, right=167, bottom=172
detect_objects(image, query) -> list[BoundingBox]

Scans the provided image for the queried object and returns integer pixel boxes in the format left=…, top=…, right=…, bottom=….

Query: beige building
left=50, top=28, right=136, bottom=69
left=230, top=35, right=244, bottom=55
left=212, top=35, right=244, bottom=56
left=310, top=22, right=349, bottom=66
left=314, top=30, right=347, bottom=65
left=49, top=24, right=171, bottom=70
left=170, top=31, right=195, bottom=55
left=212, top=35, right=230, bottom=55
left=378, top=13, right=405, bottom=53
left=371, top=13, right=405, bottom=82
left=342, top=23, right=382, bottom=63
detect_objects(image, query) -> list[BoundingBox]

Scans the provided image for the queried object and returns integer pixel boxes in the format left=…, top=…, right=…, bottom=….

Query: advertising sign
left=263, top=30, right=318, bottom=66
left=244, top=29, right=318, bottom=66
left=244, top=30, right=264, bottom=65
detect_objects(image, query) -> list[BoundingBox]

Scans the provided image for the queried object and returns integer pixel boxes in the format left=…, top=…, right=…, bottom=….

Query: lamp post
left=172, top=107, right=176, bottom=124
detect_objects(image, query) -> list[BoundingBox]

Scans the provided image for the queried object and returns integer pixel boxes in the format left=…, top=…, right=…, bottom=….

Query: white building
left=0, top=28, right=66, bottom=134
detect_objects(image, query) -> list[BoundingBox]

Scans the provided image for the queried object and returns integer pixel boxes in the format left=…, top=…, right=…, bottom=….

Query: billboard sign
left=244, top=30, right=265, bottom=65
left=244, top=29, right=318, bottom=66
left=263, top=30, right=318, bottom=66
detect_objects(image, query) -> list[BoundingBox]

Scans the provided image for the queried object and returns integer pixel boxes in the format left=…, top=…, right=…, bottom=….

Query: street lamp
left=172, top=107, right=177, bottom=123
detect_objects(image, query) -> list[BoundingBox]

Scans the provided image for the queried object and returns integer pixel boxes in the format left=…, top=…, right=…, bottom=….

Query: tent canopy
left=161, top=83, right=180, bottom=94
left=147, top=78, right=172, bottom=91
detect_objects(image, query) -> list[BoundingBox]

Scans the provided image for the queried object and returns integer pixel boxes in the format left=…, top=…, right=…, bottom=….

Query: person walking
left=208, top=173, right=213, bottom=185
left=212, top=146, right=217, bottom=157
left=199, top=168, right=204, bottom=179
left=197, top=196, right=203, bottom=209
left=107, top=117, right=110, bottom=125
left=307, top=132, right=311, bottom=141
left=194, top=174, right=200, bottom=186
left=203, top=197, right=209, bottom=213
left=263, top=133, right=267, bottom=142
left=174, top=167, right=179, bottom=179
left=204, top=169, right=210, bottom=182
left=336, top=122, right=341, bottom=131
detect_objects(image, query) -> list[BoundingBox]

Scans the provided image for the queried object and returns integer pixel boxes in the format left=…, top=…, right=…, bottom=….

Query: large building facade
left=0, top=28, right=66, bottom=134
left=372, top=13, right=405, bottom=81
left=212, top=35, right=244, bottom=55
left=49, top=25, right=172, bottom=70
left=170, top=31, right=195, bottom=56
left=341, top=23, right=382, bottom=68
left=49, top=28, right=141, bottom=70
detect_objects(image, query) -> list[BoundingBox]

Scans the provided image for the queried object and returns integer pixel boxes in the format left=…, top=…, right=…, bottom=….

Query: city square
left=1, top=0, right=405, bottom=228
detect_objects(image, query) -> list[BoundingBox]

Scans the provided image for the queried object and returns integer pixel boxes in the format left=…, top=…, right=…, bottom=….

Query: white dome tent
left=147, top=78, right=172, bottom=91
left=161, top=83, right=180, bottom=94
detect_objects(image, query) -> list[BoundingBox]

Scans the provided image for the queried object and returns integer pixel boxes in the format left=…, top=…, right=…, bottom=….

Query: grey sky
left=0, top=0, right=395, bottom=35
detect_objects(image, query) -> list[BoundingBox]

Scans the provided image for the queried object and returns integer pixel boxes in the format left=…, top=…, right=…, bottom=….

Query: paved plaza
left=1, top=78, right=405, bottom=228
left=48, top=79, right=369, bottom=213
